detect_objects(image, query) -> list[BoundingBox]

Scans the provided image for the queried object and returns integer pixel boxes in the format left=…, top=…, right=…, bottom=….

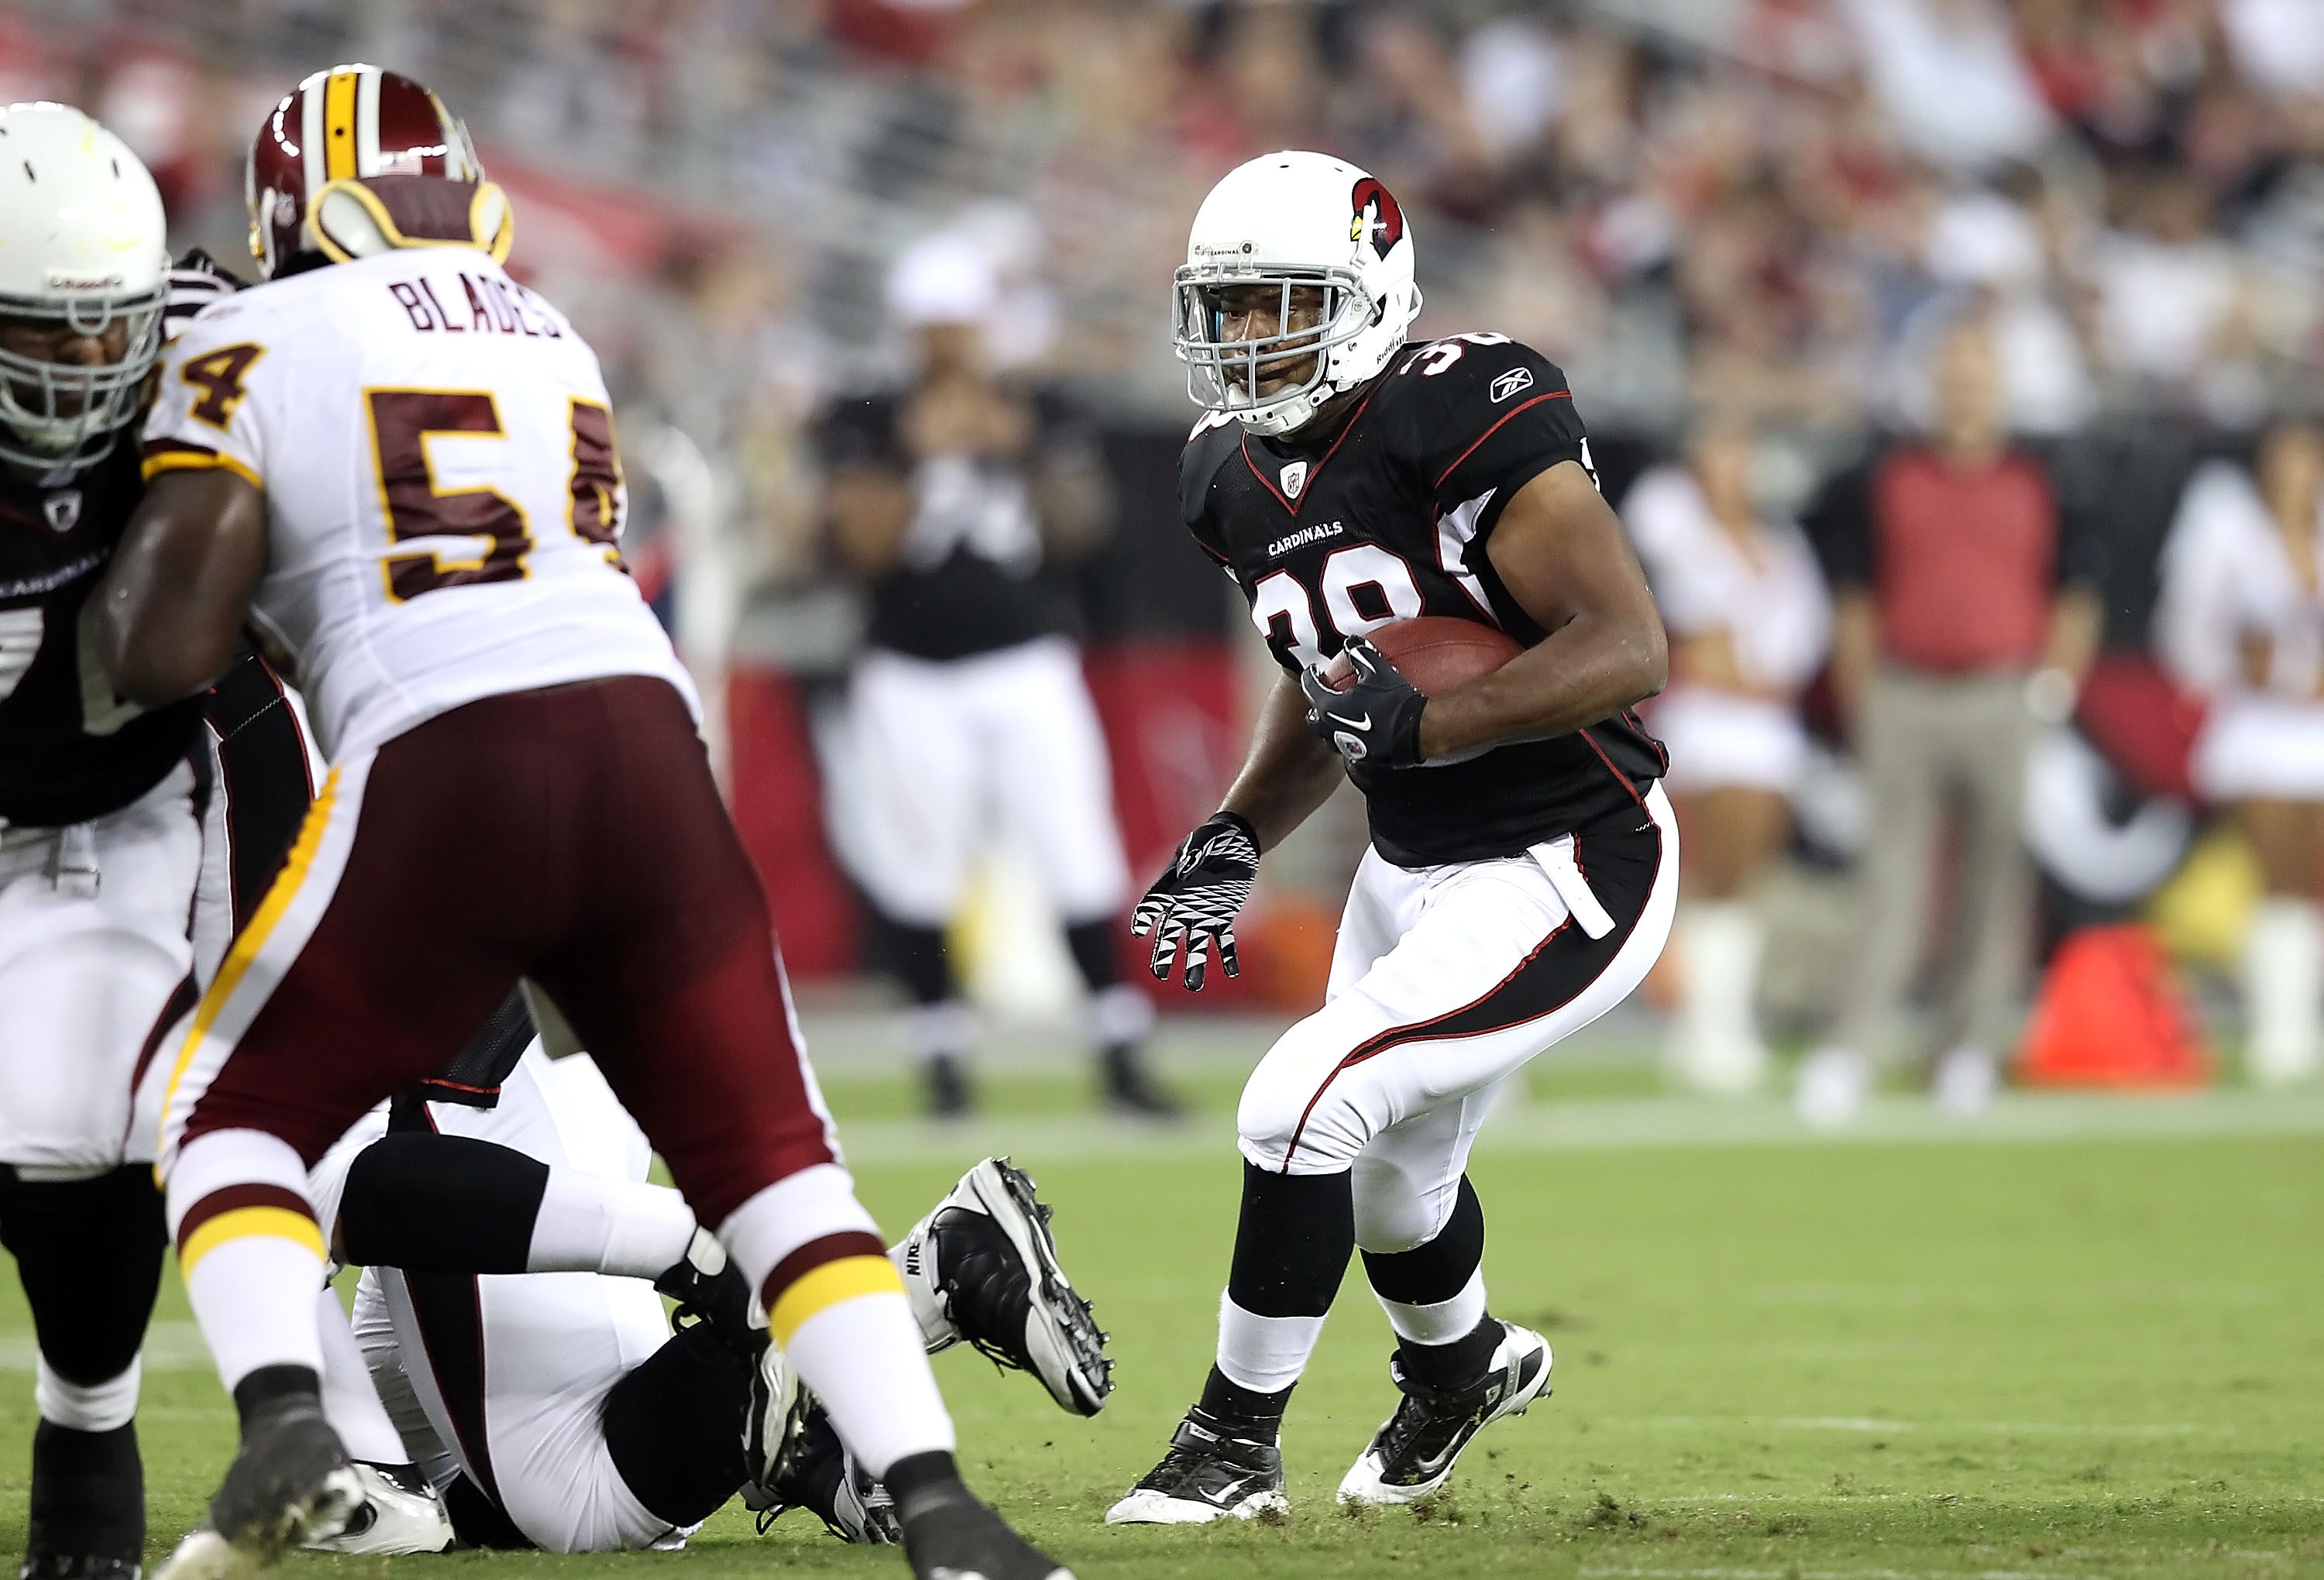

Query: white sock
left=1668, top=900, right=1767, bottom=1094
left=1375, top=1267, right=1487, bottom=1348
left=782, top=1291, right=957, bottom=1479
left=719, top=1163, right=954, bottom=1480
left=909, top=1000, right=975, bottom=1063
left=1215, top=1291, right=1325, bottom=1394
left=527, top=1172, right=697, bottom=1279
left=1090, top=983, right=1154, bottom=1047
left=36, top=1357, right=138, bottom=1433
left=2244, top=898, right=2322, bottom=1086
left=169, top=1129, right=326, bottom=1394
left=315, top=1289, right=407, bottom=1464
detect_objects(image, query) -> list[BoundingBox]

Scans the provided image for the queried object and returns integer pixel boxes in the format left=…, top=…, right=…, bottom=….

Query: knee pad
left=0, top=1166, right=167, bottom=1389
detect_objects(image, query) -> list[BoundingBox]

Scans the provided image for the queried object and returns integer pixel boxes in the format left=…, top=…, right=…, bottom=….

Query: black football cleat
left=654, top=1226, right=764, bottom=1366
left=744, top=1396, right=901, bottom=1544
left=1336, top=1319, right=1552, bottom=1504
left=896, top=1158, right=1112, bottom=1415
left=893, top=1470, right=1071, bottom=1580
left=743, top=1341, right=813, bottom=1507
left=1105, top=1407, right=1287, bottom=1523
left=925, top=1055, right=972, bottom=1120
left=19, top=1560, right=139, bottom=1580
left=1102, top=1044, right=1184, bottom=1120
left=152, top=1396, right=362, bottom=1580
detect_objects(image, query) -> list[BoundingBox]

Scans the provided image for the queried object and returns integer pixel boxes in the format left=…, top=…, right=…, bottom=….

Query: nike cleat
left=744, top=1396, right=901, bottom=1545
left=1105, top=1408, right=1287, bottom=1524
left=153, top=1396, right=363, bottom=1580
left=1336, top=1320, right=1552, bottom=1505
left=300, top=1462, right=452, bottom=1555
left=742, top=1341, right=813, bottom=1503
left=897, top=1157, right=1112, bottom=1415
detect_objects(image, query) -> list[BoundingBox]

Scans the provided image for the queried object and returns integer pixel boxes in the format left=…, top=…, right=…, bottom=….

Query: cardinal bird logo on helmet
left=1349, top=178, right=1404, bottom=261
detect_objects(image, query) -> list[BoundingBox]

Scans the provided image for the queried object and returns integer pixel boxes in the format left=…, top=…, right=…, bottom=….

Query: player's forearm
left=1415, top=609, right=1666, bottom=759
left=1219, top=671, right=1344, bottom=850
left=97, top=471, right=267, bottom=706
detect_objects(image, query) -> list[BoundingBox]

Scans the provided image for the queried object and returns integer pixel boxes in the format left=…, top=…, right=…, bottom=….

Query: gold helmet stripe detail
left=322, top=69, right=360, bottom=180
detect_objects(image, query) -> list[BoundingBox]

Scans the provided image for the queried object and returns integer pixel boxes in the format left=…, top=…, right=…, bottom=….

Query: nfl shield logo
left=1280, top=461, right=1308, bottom=500
left=42, top=492, right=81, bottom=534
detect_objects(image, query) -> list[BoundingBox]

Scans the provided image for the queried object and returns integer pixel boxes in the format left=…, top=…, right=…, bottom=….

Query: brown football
left=1318, top=615, right=1525, bottom=696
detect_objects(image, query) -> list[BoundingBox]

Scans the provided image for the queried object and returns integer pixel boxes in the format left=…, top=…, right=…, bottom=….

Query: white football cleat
left=301, top=1462, right=453, bottom=1555
left=1793, top=1045, right=1871, bottom=1130
left=1337, top=1321, right=1552, bottom=1506
left=896, top=1157, right=1112, bottom=1415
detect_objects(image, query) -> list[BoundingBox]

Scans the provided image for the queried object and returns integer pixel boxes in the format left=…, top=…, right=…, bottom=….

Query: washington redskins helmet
left=246, top=64, right=511, bottom=280
left=1174, top=150, right=1422, bottom=437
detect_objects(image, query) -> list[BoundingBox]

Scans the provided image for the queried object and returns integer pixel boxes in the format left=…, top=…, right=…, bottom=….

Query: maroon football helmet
left=246, top=64, right=486, bottom=279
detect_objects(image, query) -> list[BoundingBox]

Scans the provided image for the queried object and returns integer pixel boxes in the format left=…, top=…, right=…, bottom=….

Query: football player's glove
left=1132, top=812, right=1260, bottom=992
left=1301, top=637, right=1427, bottom=769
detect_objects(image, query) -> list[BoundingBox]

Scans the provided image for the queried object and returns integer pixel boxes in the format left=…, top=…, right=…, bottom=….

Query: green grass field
left=3, top=1049, right=2320, bottom=1580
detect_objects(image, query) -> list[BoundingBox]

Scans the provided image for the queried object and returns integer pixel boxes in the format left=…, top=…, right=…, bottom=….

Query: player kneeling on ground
left=1110, top=153, right=1674, bottom=1523
left=296, top=1006, right=1106, bottom=1552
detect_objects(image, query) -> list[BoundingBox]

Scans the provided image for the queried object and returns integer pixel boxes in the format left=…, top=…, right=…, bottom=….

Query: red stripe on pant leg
left=177, top=1183, right=314, bottom=1247
left=758, top=1231, right=889, bottom=1315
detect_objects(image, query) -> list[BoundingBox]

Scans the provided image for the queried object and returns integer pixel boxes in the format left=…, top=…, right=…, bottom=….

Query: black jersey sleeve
left=1178, top=415, right=1240, bottom=568
left=1401, top=338, right=1590, bottom=521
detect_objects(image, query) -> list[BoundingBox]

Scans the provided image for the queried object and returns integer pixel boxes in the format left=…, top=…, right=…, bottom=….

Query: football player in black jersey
left=821, top=233, right=1173, bottom=1119
left=1111, top=153, right=1678, bottom=1523
left=0, top=106, right=315, bottom=1580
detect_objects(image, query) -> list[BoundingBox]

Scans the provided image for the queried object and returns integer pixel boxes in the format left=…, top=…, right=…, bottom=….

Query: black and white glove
left=1300, top=636, right=1428, bottom=768
left=1131, top=812, right=1260, bottom=992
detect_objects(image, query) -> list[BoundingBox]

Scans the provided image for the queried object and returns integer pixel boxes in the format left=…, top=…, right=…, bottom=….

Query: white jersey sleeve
left=141, top=251, right=695, bottom=764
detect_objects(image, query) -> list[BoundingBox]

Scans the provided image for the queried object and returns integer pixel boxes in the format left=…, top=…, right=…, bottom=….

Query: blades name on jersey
left=140, top=250, right=693, bottom=765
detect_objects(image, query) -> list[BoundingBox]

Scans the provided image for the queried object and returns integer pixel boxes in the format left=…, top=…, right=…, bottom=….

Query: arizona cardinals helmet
left=1174, top=150, right=1422, bottom=438
left=0, top=103, right=168, bottom=476
left=246, top=64, right=509, bottom=280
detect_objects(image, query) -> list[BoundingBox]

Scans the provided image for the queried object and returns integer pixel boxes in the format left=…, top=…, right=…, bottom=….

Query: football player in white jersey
left=93, top=65, right=1067, bottom=1580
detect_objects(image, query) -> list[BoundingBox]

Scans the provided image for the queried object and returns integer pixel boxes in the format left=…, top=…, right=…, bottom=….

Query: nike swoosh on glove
left=1300, top=636, right=1428, bottom=768
left=1131, top=812, right=1260, bottom=991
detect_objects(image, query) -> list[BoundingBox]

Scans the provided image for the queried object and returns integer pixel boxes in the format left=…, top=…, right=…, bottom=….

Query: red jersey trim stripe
left=1432, top=390, right=1573, bottom=492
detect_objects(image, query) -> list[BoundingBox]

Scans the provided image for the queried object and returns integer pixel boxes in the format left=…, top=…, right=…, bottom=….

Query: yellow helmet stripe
left=321, top=69, right=360, bottom=180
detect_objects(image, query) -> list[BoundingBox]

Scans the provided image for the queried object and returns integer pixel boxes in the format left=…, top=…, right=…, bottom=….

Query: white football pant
left=833, top=637, right=1129, bottom=926
left=1239, top=785, right=1678, bottom=1253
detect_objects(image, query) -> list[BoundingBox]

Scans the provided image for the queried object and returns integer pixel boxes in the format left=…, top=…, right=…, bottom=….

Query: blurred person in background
left=2154, top=417, right=2324, bottom=1087
left=1799, top=316, right=2102, bottom=1126
left=820, top=235, right=1174, bottom=1121
left=1624, top=417, right=1831, bottom=1094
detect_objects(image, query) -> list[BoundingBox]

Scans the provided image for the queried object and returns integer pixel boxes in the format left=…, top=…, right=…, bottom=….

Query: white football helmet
left=0, top=103, right=168, bottom=476
left=1174, top=150, right=1422, bottom=438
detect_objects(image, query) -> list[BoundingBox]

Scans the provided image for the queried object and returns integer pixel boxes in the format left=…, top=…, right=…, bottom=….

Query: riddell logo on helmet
left=44, top=270, right=122, bottom=290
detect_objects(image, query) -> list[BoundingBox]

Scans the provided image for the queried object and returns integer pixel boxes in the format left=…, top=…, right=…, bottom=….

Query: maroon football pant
left=176, top=676, right=834, bottom=1227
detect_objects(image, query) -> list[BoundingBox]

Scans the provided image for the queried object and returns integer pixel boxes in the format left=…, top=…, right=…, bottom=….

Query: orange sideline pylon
left=2018, top=923, right=2212, bottom=1090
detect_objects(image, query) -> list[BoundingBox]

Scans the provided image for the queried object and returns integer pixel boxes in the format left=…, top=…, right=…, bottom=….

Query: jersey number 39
left=366, top=390, right=622, bottom=603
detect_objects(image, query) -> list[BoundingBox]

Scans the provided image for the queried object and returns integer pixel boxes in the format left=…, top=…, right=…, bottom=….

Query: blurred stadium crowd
left=13, top=0, right=2322, bottom=1101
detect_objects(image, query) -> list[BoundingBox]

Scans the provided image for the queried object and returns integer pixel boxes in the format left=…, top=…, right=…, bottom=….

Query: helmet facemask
left=1174, top=263, right=1381, bottom=438
left=0, top=287, right=165, bottom=476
